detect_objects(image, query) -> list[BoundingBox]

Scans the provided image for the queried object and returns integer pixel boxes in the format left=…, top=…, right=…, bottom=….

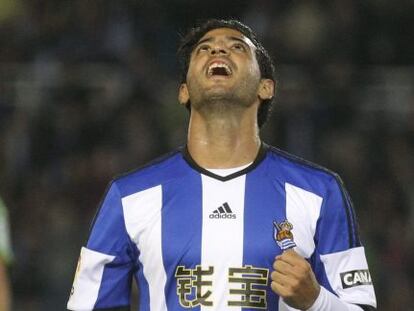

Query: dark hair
left=177, top=19, right=276, bottom=128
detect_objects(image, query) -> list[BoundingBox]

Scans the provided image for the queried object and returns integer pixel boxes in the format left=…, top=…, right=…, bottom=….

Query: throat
left=187, top=102, right=261, bottom=168
left=187, top=116, right=261, bottom=168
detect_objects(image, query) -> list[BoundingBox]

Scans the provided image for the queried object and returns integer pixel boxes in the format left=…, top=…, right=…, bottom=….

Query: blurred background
left=0, top=0, right=413, bottom=310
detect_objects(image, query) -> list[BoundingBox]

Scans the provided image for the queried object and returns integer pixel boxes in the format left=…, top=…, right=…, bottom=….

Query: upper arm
left=67, top=182, right=137, bottom=311
left=313, top=175, right=377, bottom=309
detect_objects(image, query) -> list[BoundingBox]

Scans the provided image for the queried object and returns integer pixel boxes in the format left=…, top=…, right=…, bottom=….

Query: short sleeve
left=67, top=182, right=135, bottom=311
left=313, top=175, right=377, bottom=309
left=316, top=175, right=360, bottom=254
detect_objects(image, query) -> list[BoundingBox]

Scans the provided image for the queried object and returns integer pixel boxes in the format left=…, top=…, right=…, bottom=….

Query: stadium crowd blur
left=0, top=1, right=413, bottom=310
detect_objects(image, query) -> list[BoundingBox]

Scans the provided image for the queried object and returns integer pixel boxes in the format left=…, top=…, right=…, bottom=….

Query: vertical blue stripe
left=243, top=167, right=285, bottom=310
left=314, top=179, right=355, bottom=254
left=88, top=182, right=136, bottom=308
left=162, top=169, right=203, bottom=310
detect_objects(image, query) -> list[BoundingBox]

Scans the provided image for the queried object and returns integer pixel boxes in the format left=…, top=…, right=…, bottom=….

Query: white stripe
left=67, top=247, right=115, bottom=311
left=285, top=183, right=323, bottom=258
left=201, top=175, right=245, bottom=311
left=122, top=185, right=167, bottom=311
left=320, top=247, right=377, bottom=307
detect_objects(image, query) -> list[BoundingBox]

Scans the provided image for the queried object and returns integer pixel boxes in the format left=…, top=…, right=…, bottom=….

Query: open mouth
left=207, top=62, right=232, bottom=77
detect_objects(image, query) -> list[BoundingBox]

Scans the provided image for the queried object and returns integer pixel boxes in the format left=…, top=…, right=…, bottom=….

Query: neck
left=186, top=104, right=261, bottom=169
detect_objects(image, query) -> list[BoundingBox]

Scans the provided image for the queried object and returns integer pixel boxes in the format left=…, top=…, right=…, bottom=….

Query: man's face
left=179, top=27, right=264, bottom=111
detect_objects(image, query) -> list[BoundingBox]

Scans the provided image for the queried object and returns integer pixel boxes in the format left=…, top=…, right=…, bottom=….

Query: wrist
left=305, top=285, right=324, bottom=311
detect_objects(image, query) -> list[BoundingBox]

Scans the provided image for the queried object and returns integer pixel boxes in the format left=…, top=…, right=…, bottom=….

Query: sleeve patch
left=340, top=269, right=372, bottom=289
left=67, top=247, right=115, bottom=310
left=319, top=247, right=377, bottom=307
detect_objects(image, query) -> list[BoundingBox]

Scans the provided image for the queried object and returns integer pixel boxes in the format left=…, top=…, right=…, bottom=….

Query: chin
left=199, top=94, right=249, bottom=112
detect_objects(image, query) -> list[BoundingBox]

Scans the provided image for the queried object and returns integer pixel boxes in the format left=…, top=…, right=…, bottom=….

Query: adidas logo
left=209, top=202, right=236, bottom=219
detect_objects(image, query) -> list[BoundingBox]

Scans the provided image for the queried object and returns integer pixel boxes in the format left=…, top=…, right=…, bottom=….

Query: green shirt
left=0, top=198, right=13, bottom=264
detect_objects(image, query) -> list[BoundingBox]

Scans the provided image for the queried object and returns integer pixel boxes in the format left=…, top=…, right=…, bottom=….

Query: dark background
left=0, top=1, right=413, bottom=310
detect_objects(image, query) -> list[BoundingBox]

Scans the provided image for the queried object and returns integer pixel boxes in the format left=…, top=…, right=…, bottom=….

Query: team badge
left=273, top=220, right=296, bottom=251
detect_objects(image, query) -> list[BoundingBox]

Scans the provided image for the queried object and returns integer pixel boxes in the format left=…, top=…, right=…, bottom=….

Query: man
left=67, top=19, right=376, bottom=310
left=0, top=197, right=13, bottom=311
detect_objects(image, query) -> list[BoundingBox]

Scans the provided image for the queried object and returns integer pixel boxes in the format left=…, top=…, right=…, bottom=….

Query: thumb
left=284, top=248, right=297, bottom=255
left=275, top=248, right=296, bottom=260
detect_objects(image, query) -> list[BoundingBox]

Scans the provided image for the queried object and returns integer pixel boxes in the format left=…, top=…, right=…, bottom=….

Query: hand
left=271, top=249, right=320, bottom=310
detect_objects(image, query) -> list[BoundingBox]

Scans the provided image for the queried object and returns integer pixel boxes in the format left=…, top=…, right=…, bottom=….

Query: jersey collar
left=182, top=142, right=268, bottom=181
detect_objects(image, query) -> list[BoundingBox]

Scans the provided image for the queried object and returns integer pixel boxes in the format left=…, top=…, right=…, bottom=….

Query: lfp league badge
left=273, top=220, right=296, bottom=251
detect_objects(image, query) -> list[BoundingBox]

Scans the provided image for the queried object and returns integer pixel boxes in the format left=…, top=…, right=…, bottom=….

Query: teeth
left=207, top=62, right=232, bottom=76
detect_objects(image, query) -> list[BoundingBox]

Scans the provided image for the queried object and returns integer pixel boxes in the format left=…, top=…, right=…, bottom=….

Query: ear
left=257, top=79, right=275, bottom=101
left=178, top=83, right=190, bottom=106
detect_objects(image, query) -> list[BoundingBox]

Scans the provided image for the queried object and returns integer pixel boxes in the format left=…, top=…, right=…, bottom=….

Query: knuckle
left=303, top=263, right=311, bottom=274
left=290, top=279, right=300, bottom=290
left=297, top=266, right=305, bottom=275
left=298, top=262, right=310, bottom=273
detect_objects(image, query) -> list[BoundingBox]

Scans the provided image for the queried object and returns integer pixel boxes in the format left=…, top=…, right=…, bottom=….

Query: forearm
left=0, top=261, right=12, bottom=311
left=307, top=286, right=373, bottom=311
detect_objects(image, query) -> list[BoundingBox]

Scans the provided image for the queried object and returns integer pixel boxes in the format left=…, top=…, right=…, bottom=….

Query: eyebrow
left=195, top=35, right=252, bottom=49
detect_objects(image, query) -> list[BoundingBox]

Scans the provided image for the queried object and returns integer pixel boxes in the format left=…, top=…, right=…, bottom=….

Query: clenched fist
left=271, top=249, right=320, bottom=310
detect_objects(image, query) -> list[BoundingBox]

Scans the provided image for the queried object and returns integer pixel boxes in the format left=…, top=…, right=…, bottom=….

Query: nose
left=210, top=45, right=228, bottom=56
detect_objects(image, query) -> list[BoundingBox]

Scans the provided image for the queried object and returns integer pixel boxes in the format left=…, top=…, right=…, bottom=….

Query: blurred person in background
left=67, top=19, right=376, bottom=310
left=0, top=197, right=13, bottom=311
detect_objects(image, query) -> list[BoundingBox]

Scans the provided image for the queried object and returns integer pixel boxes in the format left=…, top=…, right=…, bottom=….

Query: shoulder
left=112, top=147, right=189, bottom=198
left=264, top=144, right=343, bottom=194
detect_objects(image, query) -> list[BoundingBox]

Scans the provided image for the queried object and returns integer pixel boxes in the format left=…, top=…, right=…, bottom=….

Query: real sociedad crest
left=273, top=220, right=296, bottom=251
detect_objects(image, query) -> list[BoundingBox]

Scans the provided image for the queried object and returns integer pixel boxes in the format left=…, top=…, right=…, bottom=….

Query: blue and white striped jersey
left=67, top=144, right=376, bottom=310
